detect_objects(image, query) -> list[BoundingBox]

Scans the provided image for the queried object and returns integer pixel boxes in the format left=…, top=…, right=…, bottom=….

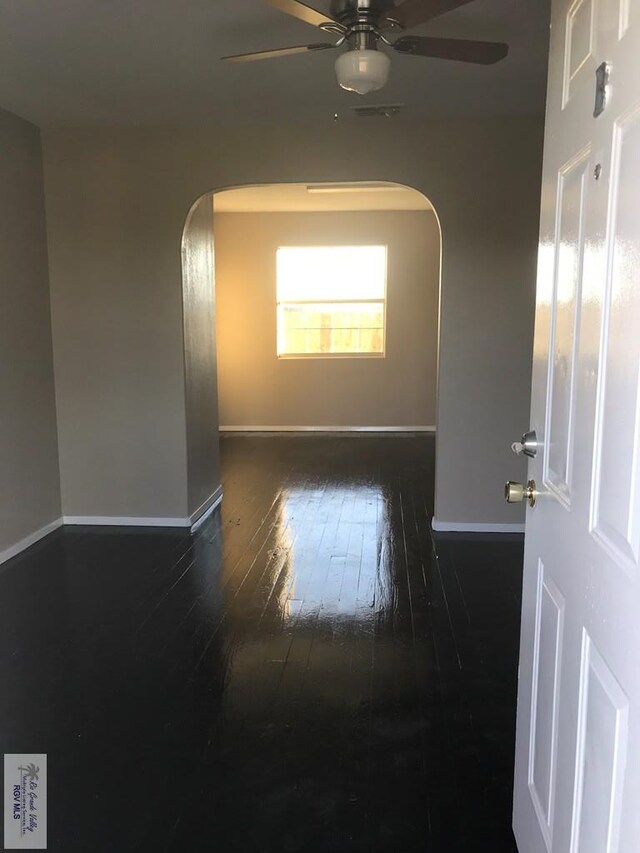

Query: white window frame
left=275, top=245, right=388, bottom=360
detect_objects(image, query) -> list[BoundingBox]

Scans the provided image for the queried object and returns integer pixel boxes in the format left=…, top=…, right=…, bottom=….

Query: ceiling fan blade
left=263, top=0, right=341, bottom=29
left=393, top=35, right=509, bottom=64
left=389, top=0, right=475, bottom=29
left=222, top=43, right=337, bottom=63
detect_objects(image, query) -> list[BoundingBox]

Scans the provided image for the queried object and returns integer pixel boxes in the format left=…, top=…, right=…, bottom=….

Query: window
left=276, top=245, right=387, bottom=358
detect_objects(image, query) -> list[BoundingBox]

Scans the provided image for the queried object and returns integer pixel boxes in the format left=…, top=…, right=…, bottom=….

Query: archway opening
left=181, top=180, right=441, bottom=523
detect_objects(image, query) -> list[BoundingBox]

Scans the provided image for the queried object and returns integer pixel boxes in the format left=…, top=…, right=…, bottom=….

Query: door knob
left=505, top=479, right=537, bottom=508
left=511, top=429, right=538, bottom=458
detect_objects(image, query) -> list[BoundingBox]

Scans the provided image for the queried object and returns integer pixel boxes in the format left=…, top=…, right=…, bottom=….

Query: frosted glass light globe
left=334, top=49, right=390, bottom=95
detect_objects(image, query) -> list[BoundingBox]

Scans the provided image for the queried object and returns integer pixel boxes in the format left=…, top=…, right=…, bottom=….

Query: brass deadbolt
left=505, top=479, right=537, bottom=508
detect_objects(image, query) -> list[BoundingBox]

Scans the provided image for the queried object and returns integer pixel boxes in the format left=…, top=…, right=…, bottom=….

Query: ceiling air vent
left=350, top=103, right=404, bottom=119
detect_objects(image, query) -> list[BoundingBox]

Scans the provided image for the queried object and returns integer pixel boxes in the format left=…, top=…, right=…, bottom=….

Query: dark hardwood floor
left=0, top=434, right=523, bottom=852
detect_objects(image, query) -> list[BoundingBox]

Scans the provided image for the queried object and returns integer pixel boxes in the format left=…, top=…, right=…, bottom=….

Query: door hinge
left=594, top=62, right=610, bottom=118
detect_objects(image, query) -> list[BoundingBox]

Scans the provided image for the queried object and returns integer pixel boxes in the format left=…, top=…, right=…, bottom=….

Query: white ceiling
left=214, top=181, right=432, bottom=212
left=0, top=0, right=550, bottom=127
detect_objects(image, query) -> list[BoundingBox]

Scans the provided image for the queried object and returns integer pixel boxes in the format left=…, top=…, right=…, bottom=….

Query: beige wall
left=214, top=210, right=439, bottom=428
left=182, top=195, right=221, bottom=519
left=0, top=108, right=61, bottom=559
left=42, top=116, right=542, bottom=527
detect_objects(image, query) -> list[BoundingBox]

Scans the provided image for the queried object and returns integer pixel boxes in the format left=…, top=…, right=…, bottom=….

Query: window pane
left=277, top=245, right=386, bottom=302
left=277, top=302, right=384, bottom=356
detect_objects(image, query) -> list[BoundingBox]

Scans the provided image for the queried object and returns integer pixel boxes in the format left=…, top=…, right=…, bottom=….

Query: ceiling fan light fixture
left=334, top=48, right=390, bottom=95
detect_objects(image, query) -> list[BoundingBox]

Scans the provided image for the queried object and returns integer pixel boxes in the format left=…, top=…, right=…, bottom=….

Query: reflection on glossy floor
left=0, top=435, right=523, bottom=852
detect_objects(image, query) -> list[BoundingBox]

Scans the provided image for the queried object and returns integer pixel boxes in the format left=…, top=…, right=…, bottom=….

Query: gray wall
left=42, top=117, right=542, bottom=526
left=182, top=194, right=220, bottom=519
left=0, top=108, right=61, bottom=558
left=214, top=210, right=439, bottom=429
left=44, top=133, right=189, bottom=520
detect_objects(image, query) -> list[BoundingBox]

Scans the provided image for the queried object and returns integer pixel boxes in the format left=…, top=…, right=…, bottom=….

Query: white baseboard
left=63, top=515, right=192, bottom=528
left=0, top=517, right=64, bottom=566
left=220, top=425, right=436, bottom=433
left=0, top=491, right=226, bottom=566
left=431, top=519, right=526, bottom=534
left=190, top=485, right=223, bottom=530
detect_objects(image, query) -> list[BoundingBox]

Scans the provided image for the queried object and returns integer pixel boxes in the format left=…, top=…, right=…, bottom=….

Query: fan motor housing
left=331, top=0, right=397, bottom=28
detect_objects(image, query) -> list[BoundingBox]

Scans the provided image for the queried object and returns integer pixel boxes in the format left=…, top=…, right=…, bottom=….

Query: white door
left=513, top=1, right=640, bottom=852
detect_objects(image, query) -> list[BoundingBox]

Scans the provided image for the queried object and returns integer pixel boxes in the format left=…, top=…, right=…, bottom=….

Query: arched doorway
left=181, top=181, right=442, bottom=525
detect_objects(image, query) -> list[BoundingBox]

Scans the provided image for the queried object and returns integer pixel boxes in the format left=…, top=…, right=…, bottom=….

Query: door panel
left=563, top=0, right=595, bottom=107
left=591, top=108, right=640, bottom=573
left=513, top=1, right=640, bottom=851
left=544, top=150, right=590, bottom=504
left=570, top=633, right=629, bottom=853
left=529, top=561, right=565, bottom=849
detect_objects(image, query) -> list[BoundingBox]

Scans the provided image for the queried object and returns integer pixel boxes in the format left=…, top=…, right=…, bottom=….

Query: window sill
left=277, top=352, right=386, bottom=360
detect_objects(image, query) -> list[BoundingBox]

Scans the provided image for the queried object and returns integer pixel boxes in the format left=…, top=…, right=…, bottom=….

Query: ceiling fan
left=222, top=0, right=509, bottom=95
